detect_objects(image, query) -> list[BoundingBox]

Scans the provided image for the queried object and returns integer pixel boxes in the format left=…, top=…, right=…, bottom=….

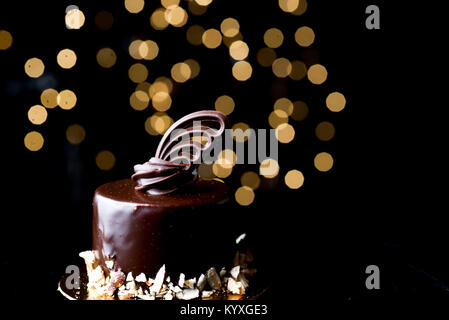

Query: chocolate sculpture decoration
left=132, top=110, right=227, bottom=195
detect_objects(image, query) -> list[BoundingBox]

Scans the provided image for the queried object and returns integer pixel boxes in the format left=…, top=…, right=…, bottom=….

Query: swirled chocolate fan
left=132, top=110, right=227, bottom=195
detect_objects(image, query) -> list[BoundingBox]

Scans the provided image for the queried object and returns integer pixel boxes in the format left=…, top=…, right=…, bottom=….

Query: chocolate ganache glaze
left=92, top=111, right=236, bottom=278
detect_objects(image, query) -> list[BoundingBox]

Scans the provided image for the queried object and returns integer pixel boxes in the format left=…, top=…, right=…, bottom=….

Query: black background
left=1, top=0, right=448, bottom=312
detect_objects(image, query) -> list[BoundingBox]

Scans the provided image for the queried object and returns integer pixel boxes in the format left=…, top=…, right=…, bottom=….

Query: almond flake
left=201, top=290, right=214, bottom=298
left=178, top=273, right=185, bottom=288
left=180, top=288, right=199, bottom=300
left=197, top=274, right=206, bottom=292
left=173, top=285, right=182, bottom=293
left=230, top=265, right=240, bottom=280
left=206, top=267, right=221, bottom=290
left=164, top=292, right=174, bottom=300
left=105, top=260, right=114, bottom=270
left=235, top=233, right=246, bottom=244
left=135, top=273, right=147, bottom=283
left=126, top=280, right=137, bottom=291
left=227, top=277, right=245, bottom=295
left=150, top=264, right=165, bottom=294
left=90, top=266, right=105, bottom=285
left=238, top=273, right=249, bottom=289
left=118, top=290, right=134, bottom=300
left=184, top=277, right=196, bottom=289
left=138, top=294, right=155, bottom=300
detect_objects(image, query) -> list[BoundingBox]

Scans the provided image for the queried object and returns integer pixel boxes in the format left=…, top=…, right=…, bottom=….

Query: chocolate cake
left=92, top=178, right=232, bottom=278
left=75, top=111, right=255, bottom=300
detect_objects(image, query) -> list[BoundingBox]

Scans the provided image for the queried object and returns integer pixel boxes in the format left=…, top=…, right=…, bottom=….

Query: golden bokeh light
left=295, top=26, right=315, bottom=47
left=240, top=171, right=261, bottom=190
left=24, top=58, right=45, bottom=78
left=314, top=152, right=334, bottom=172
left=195, top=0, right=213, bottom=6
left=152, top=91, right=172, bottom=111
left=96, top=48, right=117, bottom=68
left=215, top=95, right=235, bottom=115
left=130, top=91, right=150, bottom=111
left=307, top=64, right=328, bottom=85
left=289, top=60, right=307, bottom=80
left=149, top=77, right=173, bottom=98
left=171, top=62, right=191, bottom=83
left=143, top=40, right=159, bottom=60
left=188, top=0, right=208, bottom=15
left=145, top=113, right=172, bottom=135
left=326, top=92, right=346, bottom=112
left=65, top=8, right=86, bottom=29
left=128, top=63, right=148, bottom=83
left=259, top=158, right=280, bottom=178
left=232, top=61, right=252, bottom=81
left=202, top=28, right=222, bottom=49
left=161, top=0, right=180, bottom=8
left=222, top=32, right=242, bottom=47
left=231, top=122, right=251, bottom=142
left=278, top=0, right=299, bottom=13
left=165, top=5, right=188, bottom=27
left=315, top=121, right=335, bottom=141
left=186, top=25, right=205, bottom=46
left=135, top=81, right=151, bottom=94
left=66, top=124, right=86, bottom=145
left=57, top=89, right=77, bottom=110
left=229, top=40, right=249, bottom=60
left=144, top=116, right=158, bottom=136
left=129, top=40, right=143, bottom=59
left=156, top=76, right=173, bottom=92
left=268, top=109, right=288, bottom=128
left=198, top=163, right=215, bottom=179
left=272, top=57, right=292, bottom=78
left=284, top=170, right=304, bottom=189
left=217, top=149, right=237, bottom=168
left=212, top=161, right=233, bottom=178
left=125, top=0, right=145, bottom=14
left=275, top=123, right=295, bottom=143
left=291, top=101, right=309, bottom=121
left=220, top=17, right=240, bottom=37
left=96, top=150, right=116, bottom=171
left=263, top=28, right=284, bottom=48
left=146, top=112, right=174, bottom=135
left=274, top=97, right=293, bottom=115
left=24, top=131, right=44, bottom=151
left=235, top=186, right=255, bottom=206
left=150, top=8, right=169, bottom=30
left=95, top=10, right=114, bottom=30
left=28, top=105, right=48, bottom=125
left=184, top=59, right=200, bottom=79
left=57, top=49, right=77, bottom=69
left=256, top=47, right=276, bottom=67
left=0, top=30, right=13, bottom=50
left=129, top=40, right=159, bottom=60
left=292, top=0, right=308, bottom=16
left=40, top=88, right=59, bottom=109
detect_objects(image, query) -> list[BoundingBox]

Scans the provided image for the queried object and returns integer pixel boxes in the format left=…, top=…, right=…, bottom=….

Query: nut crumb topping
left=78, top=247, right=255, bottom=300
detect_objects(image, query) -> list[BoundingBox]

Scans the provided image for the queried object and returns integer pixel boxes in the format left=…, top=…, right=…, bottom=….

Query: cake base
left=58, top=261, right=271, bottom=300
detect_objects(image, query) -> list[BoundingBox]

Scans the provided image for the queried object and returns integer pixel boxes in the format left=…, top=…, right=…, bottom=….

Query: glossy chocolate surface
left=93, top=178, right=234, bottom=278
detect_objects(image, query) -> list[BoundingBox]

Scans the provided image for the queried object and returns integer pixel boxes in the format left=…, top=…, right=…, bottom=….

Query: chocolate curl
left=132, top=110, right=227, bottom=195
